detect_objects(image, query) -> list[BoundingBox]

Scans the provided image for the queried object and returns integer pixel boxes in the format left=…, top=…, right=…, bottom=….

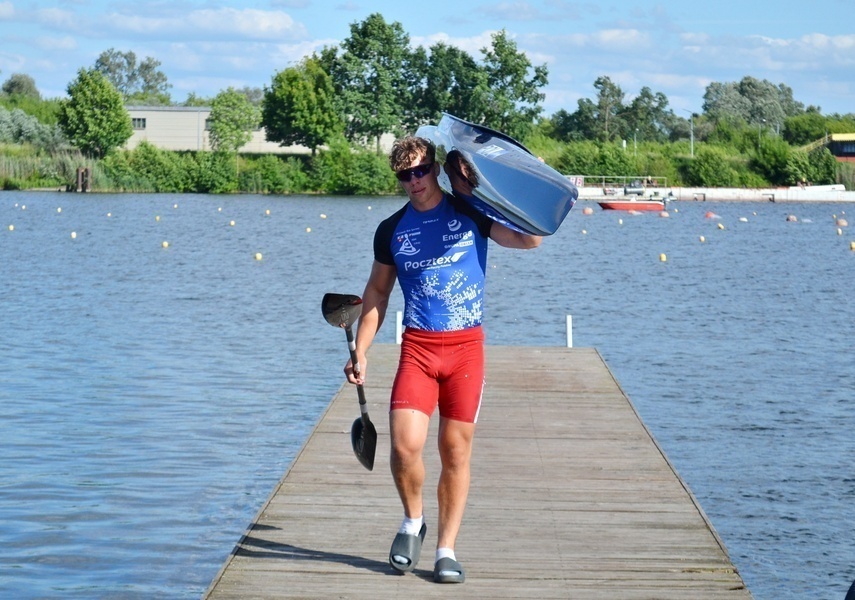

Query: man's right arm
left=345, top=260, right=397, bottom=384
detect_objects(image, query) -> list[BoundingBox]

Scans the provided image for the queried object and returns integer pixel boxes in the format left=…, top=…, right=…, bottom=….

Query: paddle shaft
left=344, top=325, right=369, bottom=418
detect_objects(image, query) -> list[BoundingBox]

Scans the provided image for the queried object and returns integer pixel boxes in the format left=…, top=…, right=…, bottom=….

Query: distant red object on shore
left=599, top=198, right=665, bottom=211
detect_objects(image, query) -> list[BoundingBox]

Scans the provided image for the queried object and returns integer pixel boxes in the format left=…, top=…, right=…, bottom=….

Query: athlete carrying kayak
left=343, top=135, right=542, bottom=583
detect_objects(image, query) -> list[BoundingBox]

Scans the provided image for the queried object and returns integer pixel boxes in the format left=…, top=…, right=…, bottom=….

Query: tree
left=58, top=68, right=132, bottom=158
left=2, top=73, right=40, bottom=99
left=621, top=87, right=674, bottom=142
left=592, top=76, right=626, bottom=142
left=262, top=56, right=342, bottom=155
left=782, top=111, right=828, bottom=146
left=208, top=87, right=260, bottom=154
left=94, top=48, right=171, bottom=105
left=417, top=42, right=489, bottom=125
left=478, top=30, right=548, bottom=140
left=702, top=76, right=800, bottom=130
left=321, top=13, right=416, bottom=150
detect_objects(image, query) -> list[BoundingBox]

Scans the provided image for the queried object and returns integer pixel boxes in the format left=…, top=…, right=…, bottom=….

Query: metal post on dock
left=566, top=315, right=573, bottom=348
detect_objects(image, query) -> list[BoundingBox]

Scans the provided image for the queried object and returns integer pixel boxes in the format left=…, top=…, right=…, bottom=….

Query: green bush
left=837, top=162, right=855, bottom=190
left=191, top=151, right=238, bottom=193
left=687, top=146, right=739, bottom=186
left=129, top=142, right=192, bottom=192
left=751, top=137, right=791, bottom=185
left=309, top=137, right=397, bottom=195
left=239, top=154, right=309, bottom=194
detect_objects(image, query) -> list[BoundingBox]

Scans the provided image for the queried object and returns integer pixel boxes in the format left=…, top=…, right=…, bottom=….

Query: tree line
left=1, top=12, right=854, bottom=192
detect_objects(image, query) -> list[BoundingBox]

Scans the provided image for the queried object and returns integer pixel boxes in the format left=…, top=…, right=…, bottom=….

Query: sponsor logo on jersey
left=448, top=219, right=462, bottom=232
left=403, top=251, right=467, bottom=271
left=442, top=230, right=472, bottom=243
left=395, top=233, right=419, bottom=256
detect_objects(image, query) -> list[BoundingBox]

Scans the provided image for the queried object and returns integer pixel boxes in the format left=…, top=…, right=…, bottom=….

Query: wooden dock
left=204, top=346, right=750, bottom=599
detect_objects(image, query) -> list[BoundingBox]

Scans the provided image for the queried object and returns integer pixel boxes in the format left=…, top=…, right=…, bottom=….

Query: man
left=344, top=136, right=541, bottom=584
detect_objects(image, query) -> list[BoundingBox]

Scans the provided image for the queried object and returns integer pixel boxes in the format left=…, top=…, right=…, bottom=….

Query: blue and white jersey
left=374, top=194, right=493, bottom=331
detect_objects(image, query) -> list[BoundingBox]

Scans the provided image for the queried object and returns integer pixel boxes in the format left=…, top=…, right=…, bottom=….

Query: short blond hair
left=389, top=136, right=436, bottom=172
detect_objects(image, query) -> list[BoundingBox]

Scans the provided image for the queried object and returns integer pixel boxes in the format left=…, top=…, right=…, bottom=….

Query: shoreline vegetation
left=2, top=133, right=854, bottom=196
left=2, top=13, right=854, bottom=196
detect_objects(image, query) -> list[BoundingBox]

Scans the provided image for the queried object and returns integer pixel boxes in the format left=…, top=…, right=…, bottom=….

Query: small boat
left=598, top=197, right=665, bottom=211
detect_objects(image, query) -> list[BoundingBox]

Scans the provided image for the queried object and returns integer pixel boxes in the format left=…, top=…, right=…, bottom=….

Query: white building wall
left=125, top=106, right=311, bottom=154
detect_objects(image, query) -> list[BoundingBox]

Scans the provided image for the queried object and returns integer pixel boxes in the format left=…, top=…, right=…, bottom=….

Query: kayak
left=416, top=113, right=577, bottom=236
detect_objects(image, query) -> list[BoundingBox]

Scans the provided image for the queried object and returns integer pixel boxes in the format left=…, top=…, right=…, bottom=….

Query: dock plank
left=205, top=346, right=750, bottom=599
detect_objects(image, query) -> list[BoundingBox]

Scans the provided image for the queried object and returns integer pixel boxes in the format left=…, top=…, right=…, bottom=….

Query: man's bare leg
left=436, top=417, right=476, bottom=551
left=390, top=409, right=431, bottom=519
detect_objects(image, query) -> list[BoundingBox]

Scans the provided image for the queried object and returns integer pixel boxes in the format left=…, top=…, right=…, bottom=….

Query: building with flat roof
left=828, top=133, right=855, bottom=163
left=126, top=106, right=312, bottom=154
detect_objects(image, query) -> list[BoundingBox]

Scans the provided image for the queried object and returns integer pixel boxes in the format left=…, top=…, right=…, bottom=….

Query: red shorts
left=390, top=326, right=485, bottom=423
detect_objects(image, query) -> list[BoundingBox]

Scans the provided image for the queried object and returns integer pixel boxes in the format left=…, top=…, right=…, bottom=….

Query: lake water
left=1, top=191, right=852, bottom=599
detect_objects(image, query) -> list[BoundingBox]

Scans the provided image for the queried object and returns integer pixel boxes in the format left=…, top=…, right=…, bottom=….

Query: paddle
left=321, top=293, right=377, bottom=471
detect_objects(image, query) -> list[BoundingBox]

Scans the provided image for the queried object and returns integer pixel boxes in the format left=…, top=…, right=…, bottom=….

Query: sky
left=1, top=0, right=853, bottom=119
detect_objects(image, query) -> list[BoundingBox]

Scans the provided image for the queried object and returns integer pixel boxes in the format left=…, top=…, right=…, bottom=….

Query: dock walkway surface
left=204, top=345, right=750, bottom=599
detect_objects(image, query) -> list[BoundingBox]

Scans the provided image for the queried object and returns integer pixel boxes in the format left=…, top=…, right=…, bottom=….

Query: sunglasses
left=395, top=162, right=434, bottom=182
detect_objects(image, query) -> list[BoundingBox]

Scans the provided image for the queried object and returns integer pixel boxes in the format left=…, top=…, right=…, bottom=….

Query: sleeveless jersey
left=374, top=194, right=493, bottom=331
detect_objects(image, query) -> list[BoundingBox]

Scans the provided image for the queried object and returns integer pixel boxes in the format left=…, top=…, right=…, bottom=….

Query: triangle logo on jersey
left=396, top=233, right=419, bottom=256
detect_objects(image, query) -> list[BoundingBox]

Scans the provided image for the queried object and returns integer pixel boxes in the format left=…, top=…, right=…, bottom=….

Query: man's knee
left=439, top=441, right=471, bottom=470
left=438, top=424, right=474, bottom=470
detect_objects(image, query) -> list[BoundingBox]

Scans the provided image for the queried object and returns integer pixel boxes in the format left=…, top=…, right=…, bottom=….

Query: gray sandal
left=433, top=556, right=465, bottom=583
left=388, top=523, right=427, bottom=572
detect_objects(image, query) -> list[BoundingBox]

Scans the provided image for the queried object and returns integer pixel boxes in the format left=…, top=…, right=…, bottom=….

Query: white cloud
left=484, top=2, right=543, bottom=21
left=35, top=7, right=76, bottom=29
left=411, top=31, right=497, bottom=56
left=35, top=36, right=77, bottom=51
left=0, top=1, right=14, bottom=19
left=104, top=8, right=308, bottom=42
left=269, top=39, right=338, bottom=66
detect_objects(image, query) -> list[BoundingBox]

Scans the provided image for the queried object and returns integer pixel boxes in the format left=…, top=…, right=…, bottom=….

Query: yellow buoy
left=21, top=205, right=26, bottom=210
left=838, top=228, right=843, bottom=236
left=717, top=223, right=725, bottom=230
left=851, top=241, right=855, bottom=251
left=618, top=219, right=623, bottom=225
left=265, top=209, right=270, bottom=216
left=699, top=235, right=705, bottom=242
left=107, top=212, right=112, bottom=217
left=173, top=203, right=178, bottom=209
left=57, top=207, right=62, bottom=213
left=659, top=253, right=667, bottom=262
left=229, top=220, right=235, bottom=227
left=8, top=225, right=13, bottom=231
left=218, top=207, right=222, bottom=212
left=581, top=229, right=587, bottom=235
left=320, top=213, right=327, bottom=219
left=254, top=252, right=263, bottom=261
left=155, top=215, right=160, bottom=222
left=306, top=227, right=312, bottom=233
left=162, top=241, right=169, bottom=248
left=70, top=231, right=77, bottom=239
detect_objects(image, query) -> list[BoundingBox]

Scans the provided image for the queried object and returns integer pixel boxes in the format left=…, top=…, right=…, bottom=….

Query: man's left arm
left=489, top=222, right=542, bottom=249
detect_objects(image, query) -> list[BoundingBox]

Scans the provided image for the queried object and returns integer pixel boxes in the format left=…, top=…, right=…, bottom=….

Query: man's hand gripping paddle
left=322, top=293, right=377, bottom=471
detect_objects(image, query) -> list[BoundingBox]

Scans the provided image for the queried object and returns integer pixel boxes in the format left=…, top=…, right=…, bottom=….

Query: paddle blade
left=322, top=293, right=363, bottom=329
left=351, top=415, right=377, bottom=471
